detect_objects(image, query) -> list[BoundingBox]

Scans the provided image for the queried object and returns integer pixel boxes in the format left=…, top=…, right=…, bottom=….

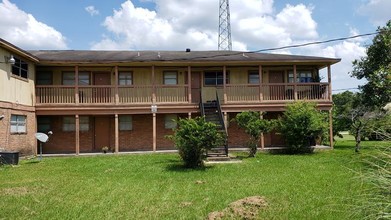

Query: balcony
left=35, top=83, right=329, bottom=105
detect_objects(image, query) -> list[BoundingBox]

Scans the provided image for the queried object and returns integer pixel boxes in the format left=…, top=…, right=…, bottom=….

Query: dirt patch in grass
left=207, top=196, right=268, bottom=220
left=1, top=186, right=34, bottom=196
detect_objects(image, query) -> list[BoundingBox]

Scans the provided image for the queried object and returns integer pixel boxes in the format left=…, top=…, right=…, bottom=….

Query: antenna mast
left=218, top=0, right=232, bottom=51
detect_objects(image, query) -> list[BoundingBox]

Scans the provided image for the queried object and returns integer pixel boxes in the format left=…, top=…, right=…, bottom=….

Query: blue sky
left=0, top=0, right=390, bottom=92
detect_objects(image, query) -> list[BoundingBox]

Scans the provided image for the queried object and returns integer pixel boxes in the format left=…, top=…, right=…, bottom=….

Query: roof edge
left=0, top=38, right=40, bottom=63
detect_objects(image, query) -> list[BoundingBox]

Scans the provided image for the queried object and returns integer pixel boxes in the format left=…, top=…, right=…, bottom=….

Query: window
left=10, top=115, right=26, bottom=133
left=62, top=72, right=90, bottom=85
left=288, top=71, right=313, bottom=83
left=119, top=115, right=132, bottom=131
left=165, top=114, right=177, bottom=129
left=36, top=72, right=53, bottom=85
left=204, top=71, right=229, bottom=86
left=248, top=71, right=260, bottom=84
left=63, top=116, right=89, bottom=131
left=11, top=57, right=28, bottom=79
left=164, top=71, right=177, bottom=85
left=119, top=72, right=132, bottom=85
left=37, top=117, right=51, bottom=132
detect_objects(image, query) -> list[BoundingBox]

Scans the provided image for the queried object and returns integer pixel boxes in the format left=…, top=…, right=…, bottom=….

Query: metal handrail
left=215, top=91, right=228, bottom=156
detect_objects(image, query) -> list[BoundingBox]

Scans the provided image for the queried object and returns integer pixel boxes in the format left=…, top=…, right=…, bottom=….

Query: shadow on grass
left=165, top=163, right=214, bottom=172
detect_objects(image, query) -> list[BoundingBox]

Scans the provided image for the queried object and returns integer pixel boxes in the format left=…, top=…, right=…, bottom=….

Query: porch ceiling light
left=151, top=104, right=158, bottom=113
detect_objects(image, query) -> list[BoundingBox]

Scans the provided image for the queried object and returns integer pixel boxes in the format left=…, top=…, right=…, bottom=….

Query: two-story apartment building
left=0, top=38, right=340, bottom=156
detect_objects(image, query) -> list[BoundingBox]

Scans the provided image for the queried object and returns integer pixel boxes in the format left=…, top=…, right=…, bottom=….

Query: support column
left=293, top=65, right=298, bottom=100
left=115, top=114, right=119, bottom=153
left=259, top=65, right=263, bottom=102
left=188, top=66, right=192, bottom=103
left=188, top=112, right=192, bottom=119
left=329, top=109, right=334, bottom=149
left=75, top=115, right=80, bottom=155
left=223, top=65, right=227, bottom=103
left=152, top=113, right=157, bottom=152
left=75, top=66, right=79, bottom=105
left=260, top=111, right=265, bottom=150
left=224, top=112, right=228, bottom=132
left=327, top=65, right=332, bottom=101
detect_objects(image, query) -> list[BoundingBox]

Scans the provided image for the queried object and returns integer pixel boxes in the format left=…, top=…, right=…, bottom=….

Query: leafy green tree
left=351, top=20, right=391, bottom=108
left=168, top=117, right=225, bottom=168
left=234, top=111, right=275, bottom=157
left=277, top=101, right=328, bottom=154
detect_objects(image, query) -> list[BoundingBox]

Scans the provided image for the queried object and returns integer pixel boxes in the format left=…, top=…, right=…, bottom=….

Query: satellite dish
left=35, top=132, right=49, bottom=143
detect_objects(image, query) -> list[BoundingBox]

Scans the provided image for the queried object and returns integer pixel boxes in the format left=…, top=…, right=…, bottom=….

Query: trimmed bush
left=277, top=101, right=328, bottom=154
left=168, top=117, right=225, bottom=168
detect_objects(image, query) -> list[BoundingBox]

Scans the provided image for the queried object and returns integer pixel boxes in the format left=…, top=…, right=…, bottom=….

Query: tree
left=168, top=117, right=225, bottom=168
left=351, top=20, right=391, bottom=108
left=234, top=111, right=275, bottom=157
left=332, top=91, right=362, bottom=138
left=277, top=101, right=328, bottom=154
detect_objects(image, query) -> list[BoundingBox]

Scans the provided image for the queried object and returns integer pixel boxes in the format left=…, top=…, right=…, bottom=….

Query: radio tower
left=218, top=0, right=232, bottom=51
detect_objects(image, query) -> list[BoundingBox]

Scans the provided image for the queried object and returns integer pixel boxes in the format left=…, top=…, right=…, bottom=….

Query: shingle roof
left=28, top=50, right=340, bottom=64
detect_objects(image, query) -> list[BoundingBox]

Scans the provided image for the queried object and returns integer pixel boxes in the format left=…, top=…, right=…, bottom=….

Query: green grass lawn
left=1, top=140, right=389, bottom=219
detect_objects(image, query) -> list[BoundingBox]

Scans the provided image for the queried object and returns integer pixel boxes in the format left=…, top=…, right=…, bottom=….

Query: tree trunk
left=355, top=131, right=361, bottom=153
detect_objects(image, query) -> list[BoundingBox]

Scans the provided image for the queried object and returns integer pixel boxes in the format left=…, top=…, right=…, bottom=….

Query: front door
left=191, top=72, right=201, bottom=103
left=269, top=71, right=285, bottom=100
left=94, top=117, right=111, bottom=151
left=93, top=72, right=111, bottom=103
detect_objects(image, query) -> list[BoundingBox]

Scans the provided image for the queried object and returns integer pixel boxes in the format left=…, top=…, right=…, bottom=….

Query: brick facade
left=0, top=101, right=36, bottom=156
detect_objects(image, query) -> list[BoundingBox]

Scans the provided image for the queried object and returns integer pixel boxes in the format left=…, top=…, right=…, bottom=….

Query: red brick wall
left=117, top=114, right=153, bottom=151
left=0, top=102, right=36, bottom=156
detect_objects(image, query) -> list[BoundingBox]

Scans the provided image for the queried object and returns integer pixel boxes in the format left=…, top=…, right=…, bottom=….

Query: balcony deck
left=35, top=83, right=331, bottom=113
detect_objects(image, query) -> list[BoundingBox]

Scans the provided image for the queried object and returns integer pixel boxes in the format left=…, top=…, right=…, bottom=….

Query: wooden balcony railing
left=35, top=83, right=330, bottom=105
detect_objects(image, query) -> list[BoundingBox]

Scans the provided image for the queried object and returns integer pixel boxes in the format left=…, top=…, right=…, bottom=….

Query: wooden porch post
left=293, top=65, right=298, bottom=100
left=223, top=65, right=227, bottom=104
left=188, top=66, right=192, bottom=103
left=329, top=109, right=334, bottom=149
left=75, top=66, right=79, bottom=105
left=327, top=65, right=332, bottom=101
left=115, top=66, right=119, bottom=105
left=152, top=113, right=157, bottom=152
left=259, top=65, right=263, bottom=102
left=115, top=114, right=119, bottom=153
left=152, top=66, right=156, bottom=103
left=75, top=114, right=80, bottom=155
left=260, top=111, right=265, bottom=150
left=188, top=112, right=192, bottom=119
left=224, top=112, right=228, bottom=132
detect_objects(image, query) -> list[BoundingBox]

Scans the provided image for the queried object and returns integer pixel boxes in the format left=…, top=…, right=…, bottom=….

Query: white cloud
left=358, top=0, right=391, bottom=26
left=85, top=5, right=99, bottom=16
left=0, top=0, right=67, bottom=49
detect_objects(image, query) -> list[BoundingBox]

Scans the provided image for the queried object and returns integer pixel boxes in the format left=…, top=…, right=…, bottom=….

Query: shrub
left=168, top=117, right=225, bottom=168
left=277, top=101, right=328, bottom=154
left=234, top=111, right=275, bottom=157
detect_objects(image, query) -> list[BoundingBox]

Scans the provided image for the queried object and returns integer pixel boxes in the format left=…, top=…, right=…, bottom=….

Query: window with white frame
left=248, top=71, right=260, bottom=84
left=164, top=114, right=177, bottom=129
left=204, top=71, right=229, bottom=86
left=63, top=116, right=89, bottom=131
left=119, top=72, right=132, bottom=85
left=11, top=57, right=28, bottom=79
left=119, top=115, right=132, bottom=131
left=10, top=115, right=26, bottom=133
left=163, top=71, right=177, bottom=85
left=288, top=71, right=313, bottom=83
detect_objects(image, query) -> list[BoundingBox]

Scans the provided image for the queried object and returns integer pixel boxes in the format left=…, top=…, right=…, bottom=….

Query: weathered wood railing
left=36, top=83, right=329, bottom=105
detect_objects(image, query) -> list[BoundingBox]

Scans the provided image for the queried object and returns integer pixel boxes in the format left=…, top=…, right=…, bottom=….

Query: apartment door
left=94, top=117, right=111, bottom=151
left=93, top=72, right=111, bottom=103
left=269, top=71, right=285, bottom=100
left=191, top=72, right=201, bottom=103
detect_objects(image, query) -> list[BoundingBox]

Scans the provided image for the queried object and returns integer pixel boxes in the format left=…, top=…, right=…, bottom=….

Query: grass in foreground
left=1, top=141, right=388, bottom=219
